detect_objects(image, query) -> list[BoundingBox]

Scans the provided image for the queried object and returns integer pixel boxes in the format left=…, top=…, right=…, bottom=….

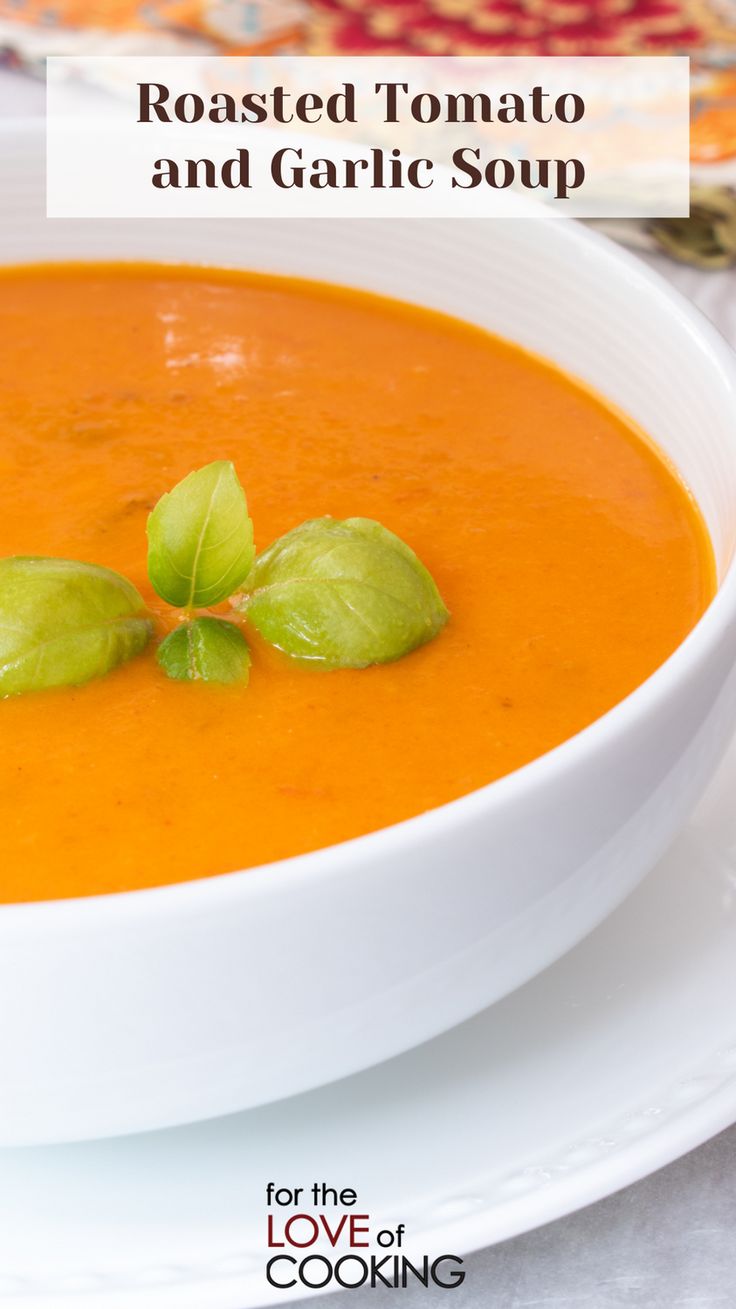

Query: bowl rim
left=2, top=172, right=736, bottom=926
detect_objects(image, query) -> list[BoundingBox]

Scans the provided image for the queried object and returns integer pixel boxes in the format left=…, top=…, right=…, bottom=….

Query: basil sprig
left=147, top=460, right=254, bottom=609
left=1, top=463, right=448, bottom=699
left=235, top=516, right=448, bottom=668
left=0, top=558, right=152, bottom=697
left=158, top=617, right=251, bottom=685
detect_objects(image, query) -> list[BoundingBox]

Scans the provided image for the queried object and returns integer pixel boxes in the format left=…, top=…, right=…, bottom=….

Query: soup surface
left=0, top=263, right=713, bottom=902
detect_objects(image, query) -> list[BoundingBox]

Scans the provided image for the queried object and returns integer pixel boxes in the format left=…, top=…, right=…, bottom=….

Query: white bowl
left=2, top=123, right=736, bottom=1146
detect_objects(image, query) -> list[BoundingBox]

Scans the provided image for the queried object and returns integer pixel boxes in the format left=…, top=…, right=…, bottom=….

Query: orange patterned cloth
left=0, top=1, right=307, bottom=52
left=692, top=66, right=736, bottom=161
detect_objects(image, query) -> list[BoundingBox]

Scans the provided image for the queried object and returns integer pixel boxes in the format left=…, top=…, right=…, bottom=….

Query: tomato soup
left=0, top=263, right=714, bottom=902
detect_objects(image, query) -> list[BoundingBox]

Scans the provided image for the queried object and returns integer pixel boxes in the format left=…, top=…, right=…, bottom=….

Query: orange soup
left=0, top=263, right=714, bottom=902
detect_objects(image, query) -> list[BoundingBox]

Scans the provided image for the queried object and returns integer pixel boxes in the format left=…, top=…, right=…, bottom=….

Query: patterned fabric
left=0, top=1, right=307, bottom=53
left=305, top=0, right=736, bottom=56
left=692, top=67, right=736, bottom=161
left=305, top=0, right=736, bottom=171
left=1, top=0, right=735, bottom=162
left=1, top=0, right=733, bottom=55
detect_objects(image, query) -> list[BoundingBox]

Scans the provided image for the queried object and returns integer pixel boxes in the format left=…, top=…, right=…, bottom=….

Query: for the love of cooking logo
left=265, top=1182, right=465, bottom=1291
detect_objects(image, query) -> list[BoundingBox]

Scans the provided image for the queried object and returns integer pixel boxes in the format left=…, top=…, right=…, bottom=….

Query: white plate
left=2, top=730, right=736, bottom=1308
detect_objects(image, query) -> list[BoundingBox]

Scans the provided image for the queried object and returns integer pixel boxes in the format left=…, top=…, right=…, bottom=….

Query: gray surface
left=300, top=1128, right=736, bottom=1308
left=1, top=65, right=735, bottom=1307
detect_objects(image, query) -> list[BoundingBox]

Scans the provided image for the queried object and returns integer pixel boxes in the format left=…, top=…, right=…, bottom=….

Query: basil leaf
left=147, top=461, right=255, bottom=609
left=238, top=516, right=448, bottom=668
left=0, top=557, right=152, bottom=697
left=157, top=617, right=251, bottom=685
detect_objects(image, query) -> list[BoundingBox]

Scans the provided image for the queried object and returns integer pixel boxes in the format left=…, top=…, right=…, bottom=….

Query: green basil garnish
left=147, top=460, right=254, bottom=609
left=0, top=557, right=152, bottom=697
left=236, top=516, right=448, bottom=668
left=3, top=466, right=450, bottom=701
left=157, top=616, right=251, bottom=685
